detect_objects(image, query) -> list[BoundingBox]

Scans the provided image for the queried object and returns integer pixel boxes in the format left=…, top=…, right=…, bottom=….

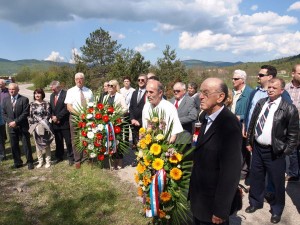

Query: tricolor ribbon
left=148, top=169, right=166, bottom=217
left=104, top=122, right=117, bottom=154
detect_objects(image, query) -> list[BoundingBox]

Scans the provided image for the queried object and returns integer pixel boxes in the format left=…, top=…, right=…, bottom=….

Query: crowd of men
left=0, top=64, right=299, bottom=225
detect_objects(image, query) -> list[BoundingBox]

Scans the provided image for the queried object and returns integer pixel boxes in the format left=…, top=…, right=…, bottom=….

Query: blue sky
left=1, top=0, right=300, bottom=64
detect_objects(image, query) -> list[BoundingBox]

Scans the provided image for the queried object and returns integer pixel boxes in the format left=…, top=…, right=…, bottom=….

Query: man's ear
left=217, top=92, right=226, bottom=104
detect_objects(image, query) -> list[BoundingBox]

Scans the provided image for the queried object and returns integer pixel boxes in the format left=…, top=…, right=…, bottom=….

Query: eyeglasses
left=138, top=79, right=145, bottom=82
left=232, top=78, right=241, bottom=81
left=108, top=84, right=115, bottom=88
left=258, top=73, right=268, bottom=77
left=199, top=90, right=221, bottom=98
left=173, top=90, right=181, bottom=93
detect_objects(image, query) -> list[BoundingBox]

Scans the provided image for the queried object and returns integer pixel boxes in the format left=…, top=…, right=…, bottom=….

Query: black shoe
left=285, top=176, right=299, bottom=182
left=54, top=158, right=64, bottom=164
left=69, top=160, right=74, bottom=166
left=11, top=164, right=23, bottom=169
left=245, top=206, right=261, bottom=213
left=271, top=214, right=281, bottom=224
left=27, top=163, right=34, bottom=170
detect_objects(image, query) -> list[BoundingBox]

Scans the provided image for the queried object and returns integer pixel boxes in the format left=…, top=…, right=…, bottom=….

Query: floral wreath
left=135, top=109, right=193, bottom=225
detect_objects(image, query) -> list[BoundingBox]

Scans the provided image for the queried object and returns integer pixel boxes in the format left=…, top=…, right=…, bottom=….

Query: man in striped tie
left=245, top=78, right=299, bottom=224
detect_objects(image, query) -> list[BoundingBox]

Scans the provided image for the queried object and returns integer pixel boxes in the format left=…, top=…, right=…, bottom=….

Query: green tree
left=15, top=66, right=32, bottom=82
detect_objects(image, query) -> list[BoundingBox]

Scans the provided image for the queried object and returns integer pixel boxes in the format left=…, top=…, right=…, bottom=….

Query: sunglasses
left=232, top=78, right=241, bottom=81
left=173, top=90, right=181, bottom=93
left=138, top=79, right=145, bottom=82
left=258, top=73, right=268, bottom=77
left=108, top=84, right=115, bottom=88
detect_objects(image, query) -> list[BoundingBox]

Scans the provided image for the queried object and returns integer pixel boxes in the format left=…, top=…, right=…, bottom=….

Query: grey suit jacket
left=170, top=95, right=197, bottom=144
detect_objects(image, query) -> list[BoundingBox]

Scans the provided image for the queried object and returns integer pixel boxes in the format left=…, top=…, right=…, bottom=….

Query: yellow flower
left=144, top=134, right=152, bottom=144
left=155, top=134, right=164, bottom=141
left=150, top=143, right=162, bottom=155
left=170, top=168, right=183, bottom=180
left=137, top=163, right=146, bottom=174
left=139, top=127, right=146, bottom=135
left=139, top=139, right=147, bottom=149
left=137, top=187, right=143, bottom=197
left=160, top=192, right=172, bottom=202
left=134, top=173, right=139, bottom=183
left=152, top=158, right=164, bottom=170
left=143, top=156, right=151, bottom=166
left=169, top=153, right=183, bottom=164
left=152, top=117, right=159, bottom=123
left=143, top=176, right=151, bottom=186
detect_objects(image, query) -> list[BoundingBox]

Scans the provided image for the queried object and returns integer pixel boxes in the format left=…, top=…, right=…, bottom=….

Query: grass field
left=0, top=153, right=151, bottom=225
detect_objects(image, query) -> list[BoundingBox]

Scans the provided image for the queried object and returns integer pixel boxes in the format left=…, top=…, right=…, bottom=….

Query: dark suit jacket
left=189, top=107, right=242, bottom=222
left=129, top=89, right=146, bottom=125
left=49, top=90, right=70, bottom=130
left=2, top=94, right=30, bottom=131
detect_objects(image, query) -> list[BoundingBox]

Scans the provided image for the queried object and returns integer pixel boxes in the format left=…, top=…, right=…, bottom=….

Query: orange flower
left=170, top=168, right=183, bottom=181
left=169, top=153, right=183, bottom=164
left=144, top=134, right=152, bottom=144
left=137, top=187, right=143, bottom=197
left=150, top=143, right=161, bottom=155
left=152, top=158, right=164, bottom=170
left=143, top=176, right=151, bottom=186
left=134, top=173, right=139, bottom=183
left=137, top=163, right=146, bottom=174
left=159, top=209, right=166, bottom=218
left=139, top=139, right=147, bottom=149
left=143, top=156, right=151, bottom=166
left=160, top=192, right=172, bottom=202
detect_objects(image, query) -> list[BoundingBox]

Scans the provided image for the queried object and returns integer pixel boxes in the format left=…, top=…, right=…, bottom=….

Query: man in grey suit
left=170, top=82, right=197, bottom=160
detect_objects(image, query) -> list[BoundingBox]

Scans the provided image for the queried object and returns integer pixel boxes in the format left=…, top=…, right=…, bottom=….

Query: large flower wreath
left=135, top=109, right=193, bottom=225
left=72, top=97, right=129, bottom=167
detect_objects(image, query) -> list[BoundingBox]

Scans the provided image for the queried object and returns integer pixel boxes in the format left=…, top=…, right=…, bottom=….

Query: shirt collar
left=205, top=105, right=224, bottom=122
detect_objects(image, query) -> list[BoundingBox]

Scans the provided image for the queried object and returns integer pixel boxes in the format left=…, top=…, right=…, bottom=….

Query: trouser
left=286, top=148, right=300, bottom=177
left=54, top=128, right=74, bottom=161
left=193, top=217, right=229, bottom=225
left=0, top=124, right=6, bottom=158
left=69, top=116, right=82, bottom=162
left=33, top=132, right=51, bottom=162
left=249, top=142, right=285, bottom=215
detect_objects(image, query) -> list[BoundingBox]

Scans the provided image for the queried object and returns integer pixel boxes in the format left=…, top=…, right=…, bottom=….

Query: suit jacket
left=49, top=89, right=70, bottom=130
left=129, top=89, right=146, bottom=125
left=189, top=107, right=242, bottom=222
left=170, top=96, right=197, bottom=144
left=2, top=94, right=30, bottom=131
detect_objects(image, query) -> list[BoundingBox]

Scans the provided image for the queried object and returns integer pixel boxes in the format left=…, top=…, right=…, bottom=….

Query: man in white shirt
left=65, top=72, right=93, bottom=169
left=142, top=80, right=183, bottom=143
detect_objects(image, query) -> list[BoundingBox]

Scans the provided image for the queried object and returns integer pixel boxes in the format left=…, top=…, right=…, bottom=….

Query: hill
left=0, top=58, right=73, bottom=75
left=182, top=59, right=243, bottom=68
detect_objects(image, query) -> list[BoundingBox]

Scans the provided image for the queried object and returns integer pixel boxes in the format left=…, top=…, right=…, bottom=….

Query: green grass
left=0, top=155, right=151, bottom=225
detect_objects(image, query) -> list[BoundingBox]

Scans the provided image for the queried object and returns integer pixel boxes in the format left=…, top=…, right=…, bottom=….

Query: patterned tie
left=137, top=90, right=142, bottom=103
left=175, top=100, right=179, bottom=109
left=11, top=97, right=16, bottom=111
left=255, top=102, right=273, bottom=136
left=80, top=88, right=87, bottom=108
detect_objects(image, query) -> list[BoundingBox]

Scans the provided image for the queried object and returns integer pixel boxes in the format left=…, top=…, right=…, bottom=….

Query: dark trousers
left=286, top=149, right=300, bottom=177
left=0, top=124, right=6, bottom=157
left=69, top=116, right=82, bottom=163
left=9, top=127, right=33, bottom=165
left=54, top=128, right=73, bottom=161
left=249, top=142, right=285, bottom=215
left=241, top=137, right=251, bottom=178
left=193, top=217, right=229, bottom=225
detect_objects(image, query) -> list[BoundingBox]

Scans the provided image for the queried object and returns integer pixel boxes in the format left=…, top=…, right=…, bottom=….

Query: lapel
left=56, top=90, right=65, bottom=107
left=177, top=97, right=186, bottom=112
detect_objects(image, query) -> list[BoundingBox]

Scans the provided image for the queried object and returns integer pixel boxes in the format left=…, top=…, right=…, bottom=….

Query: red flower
left=114, top=126, right=121, bottom=134
left=91, top=122, right=96, bottom=128
left=107, top=106, right=114, bottom=114
left=88, top=107, right=94, bottom=113
left=81, top=130, right=87, bottom=137
left=83, top=150, right=87, bottom=154
left=116, top=118, right=122, bottom=124
left=80, top=122, right=86, bottom=128
left=97, top=103, right=104, bottom=110
left=94, top=141, right=101, bottom=147
left=81, top=114, right=86, bottom=120
left=102, top=115, right=109, bottom=123
left=109, top=135, right=114, bottom=141
left=95, top=113, right=102, bottom=120
left=82, top=140, right=88, bottom=147
left=97, top=154, right=105, bottom=161
left=96, top=133, right=103, bottom=140
left=100, top=147, right=106, bottom=153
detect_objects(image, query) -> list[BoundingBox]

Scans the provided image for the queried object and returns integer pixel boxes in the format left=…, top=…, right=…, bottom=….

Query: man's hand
left=246, top=145, right=252, bottom=152
left=212, top=215, right=225, bottom=224
left=8, top=121, right=17, bottom=128
left=169, top=135, right=176, bottom=144
left=131, top=119, right=140, bottom=127
left=242, top=123, right=247, bottom=138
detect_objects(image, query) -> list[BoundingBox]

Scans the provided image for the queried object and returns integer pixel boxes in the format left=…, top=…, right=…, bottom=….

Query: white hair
left=75, top=72, right=85, bottom=79
left=233, top=69, right=247, bottom=80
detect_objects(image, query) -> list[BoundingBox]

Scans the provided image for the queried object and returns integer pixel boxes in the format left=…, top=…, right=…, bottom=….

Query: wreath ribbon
left=105, top=122, right=117, bottom=154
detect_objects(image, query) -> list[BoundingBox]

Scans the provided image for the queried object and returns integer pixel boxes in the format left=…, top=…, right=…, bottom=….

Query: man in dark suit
left=170, top=82, right=197, bottom=161
left=129, top=74, right=147, bottom=163
left=245, top=78, right=299, bottom=224
left=49, top=81, right=74, bottom=165
left=2, top=83, right=34, bottom=169
left=189, top=78, right=242, bottom=225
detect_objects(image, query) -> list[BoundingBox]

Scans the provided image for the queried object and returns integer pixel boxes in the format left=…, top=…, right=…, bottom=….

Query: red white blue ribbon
left=149, top=169, right=166, bottom=217
left=104, top=122, right=117, bottom=154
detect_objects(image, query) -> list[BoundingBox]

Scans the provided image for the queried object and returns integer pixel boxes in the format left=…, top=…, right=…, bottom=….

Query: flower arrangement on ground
left=135, top=109, right=193, bottom=225
left=73, top=97, right=128, bottom=167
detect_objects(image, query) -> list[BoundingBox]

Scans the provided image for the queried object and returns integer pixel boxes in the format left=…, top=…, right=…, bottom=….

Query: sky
left=1, top=0, right=300, bottom=64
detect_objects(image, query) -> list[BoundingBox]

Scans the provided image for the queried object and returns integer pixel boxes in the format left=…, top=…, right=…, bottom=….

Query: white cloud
left=287, top=1, right=300, bottom=11
left=44, top=51, right=65, bottom=62
left=109, top=31, right=126, bottom=40
left=134, top=43, right=156, bottom=52
left=250, top=5, right=258, bottom=11
left=153, top=23, right=176, bottom=33
left=69, top=48, right=81, bottom=64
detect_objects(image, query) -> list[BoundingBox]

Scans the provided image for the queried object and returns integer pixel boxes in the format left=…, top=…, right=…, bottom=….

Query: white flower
left=177, top=165, right=181, bottom=168
left=87, top=131, right=94, bottom=139
left=97, top=124, right=104, bottom=131
left=88, top=102, right=94, bottom=107
left=92, top=127, right=98, bottom=133
left=138, top=181, right=143, bottom=185
left=165, top=215, right=171, bottom=220
left=142, top=186, right=146, bottom=191
left=88, top=144, right=94, bottom=150
left=137, top=150, right=143, bottom=158
left=86, top=114, right=93, bottom=119
left=90, top=153, right=96, bottom=158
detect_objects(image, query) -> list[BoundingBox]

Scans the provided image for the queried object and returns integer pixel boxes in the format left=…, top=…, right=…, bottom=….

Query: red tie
left=175, top=100, right=179, bottom=109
